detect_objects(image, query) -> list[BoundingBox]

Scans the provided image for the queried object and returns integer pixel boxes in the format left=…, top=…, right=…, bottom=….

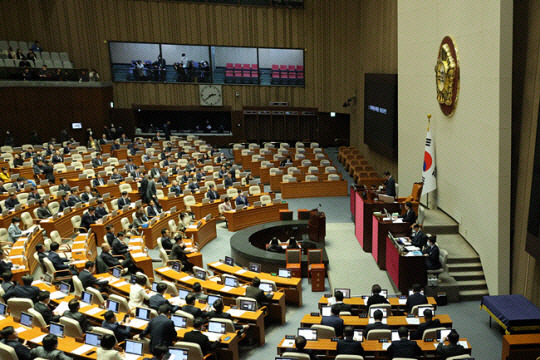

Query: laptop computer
left=171, top=315, right=188, bottom=329
left=253, top=201, right=262, bottom=208
left=278, top=268, right=291, bottom=278
left=379, top=289, right=388, bottom=298
left=417, top=305, right=435, bottom=317
left=321, top=306, right=331, bottom=317
left=408, top=289, right=425, bottom=296
left=107, top=300, right=120, bottom=313
left=259, top=282, right=273, bottom=293
left=85, top=332, right=101, bottom=347
left=135, top=307, right=151, bottom=321
left=224, top=276, right=238, bottom=288
left=194, top=268, right=207, bottom=280
left=207, top=321, right=226, bottom=341
left=112, top=267, right=122, bottom=278
left=172, top=262, right=182, bottom=272
left=392, top=329, right=410, bottom=341
left=0, top=303, right=6, bottom=316
left=224, top=256, right=234, bottom=266
left=168, top=348, right=189, bottom=360
left=297, top=328, right=318, bottom=341
left=239, top=299, right=257, bottom=311
left=20, top=312, right=33, bottom=327
left=59, top=282, right=70, bottom=296
left=248, top=262, right=261, bottom=273
left=207, top=295, right=222, bottom=307
left=353, top=330, right=363, bottom=342
left=335, top=288, right=350, bottom=298
left=81, top=291, right=93, bottom=305
left=50, top=322, right=65, bottom=338
left=151, top=282, right=159, bottom=292
left=369, top=307, right=388, bottom=318
left=124, top=340, right=144, bottom=360
left=437, top=329, right=453, bottom=341
left=178, top=289, right=190, bottom=300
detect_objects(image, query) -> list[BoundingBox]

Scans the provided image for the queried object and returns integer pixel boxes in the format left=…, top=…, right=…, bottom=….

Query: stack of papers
left=221, top=286, right=234, bottom=292
left=393, top=218, right=404, bottom=223
left=405, top=251, right=423, bottom=257
left=212, top=261, right=223, bottom=267
left=131, top=252, right=146, bottom=258
left=128, top=318, right=149, bottom=328
left=203, top=332, right=222, bottom=342
left=161, top=267, right=172, bottom=272
left=398, top=298, right=407, bottom=305
left=84, top=307, right=104, bottom=316
left=114, top=281, right=129, bottom=287
left=32, top=334, right=47, bottom=343
left=50, top=291, right=67, bottom=300
left=458, top=340, right=469, bottom=349
left=181, top=276, right=193, bottom=282
left=235, top=269, right=247, bottom=275
left=71, top=344, right=94, bottom=355
left=406, top=317, right=420, bottom=325
left=54, top=302, right=70, bottom=316
left=368, top=318, right=387, bottom=324
left=226, top=309, right=246, bottom=317
left=15, top=327, right=28, bottom=334
left=281, top=339, right=295, bottom=348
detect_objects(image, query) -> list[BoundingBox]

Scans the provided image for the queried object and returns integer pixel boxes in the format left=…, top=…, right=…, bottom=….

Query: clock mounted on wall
left=199, top=85, right=223, bottom=106
left=435, top=36, right=460, bottom=116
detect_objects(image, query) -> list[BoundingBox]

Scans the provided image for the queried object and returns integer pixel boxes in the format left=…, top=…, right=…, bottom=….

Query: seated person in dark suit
left=169, top=243, right=194, bottom=273
left=3, top=275, right=40, bottom=303
left=206, top=184, right=219, bottom=200
left=136, top=305, right=176, bottom=352
left=34, top=290, right=61, bottom=325
left=181, top=294, right=206, bottom=318
left=149, top=282, right=179, bottom=313
left=4, top=193, right=20, bottom=210
left=267, top=237, right=285, bottom=253
left=117, top=192, right=132, bottom=208
left=160, top=229, right=174, bottom=252
left=224, top=173, right=234, bottom=188
left=105, top=225, right=116, bottom=246
left=48, top=242, right=79, bottom=276
left=100, top=243, right=137, bottom=275
left=364, top=309, right=391, bottom=337
left=27, top=187, right=42, bottom=201
left=406, top=283, right=428, bottom=314
left=63, top=299, right=93, bottom=332
left=337, top=326, right=365, bottom=356
left=411, top=223, right=428, bottom=249
left=102, top=310, right=131, bottom=343
left=183, top=317, right=221, bottom=355
left=280, top=155, right=293, bottom=167
left=79, top=261, right=109, bottom=294
left=58, top=194, right=70, bottom=212
left=411, top=308, right=441, bottom=340
left=287, top=237, right=301, bottom=250
left=92, top=174, right=106, bottom=187
left=188, top=179, right=200, bottom=193
left=423, top=235, right=441, bottom=270
left=333, top=290, right=352, bottom=314
left=367, top=284, right=389, bottom=309
left=245, top=277, right=273, bottom=308
left=387, top=326, right=423, bottom=358
left=384, top=171, right=396, bottom=197
left=94, top=200, right=108, bottom=219
left=36, top=200, right=53, bottom=219
left=1, top=271, right=16, bottom=294
left=0, top=325, right=33, bottom=360
left=110, top=168, right=124, bottom=183
left=67, top=190, right=82, bottom=207
left=398, top=201, right=416, bottom=223
left=181, top=170, right=191, bottom=184
left=58, top=178, right=71, bottom=193
left=80, top=207, right=97, bottom=231
left=291, top=335, right=316, bottom=360
left=158, top=173, right=169, bottom=186
left=321, top=304, right=345, bottom=336
left=146, top=200, right=162, bottom=218
left=169, top=180, right=182, bottom=196
left=192, top=282, right=208, bottom=303
left=206, top=299, right=245, bottom=331
left=235, top=191, right=249, bottom=207
left=111, top=232, right=129, bottom=257
left=91, top=153, right=104, bottom=168
left=35, top=244, right=49, bottom=269
left=436, top=329, right=466, bottom=359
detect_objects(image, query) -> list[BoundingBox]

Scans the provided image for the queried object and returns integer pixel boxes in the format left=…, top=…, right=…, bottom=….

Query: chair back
left=72, top=275, right=84, bottom=297
left=42, top=258, right=57, bottom=278
left=0, top=228, right=8, bottom=243
left=312, top=324, right=336, bottom=339
left=249, top=185, right=261, bottom=195
left=108, top=294, right=130, bottom=313
left=7, top=298, right=33, bottom=320
left=0, top=342, right=18, bottom=360
left=85, top=287, right=105, bottom=306
left=162, top=280, right=179, bottom=296
left=260, top=195, right=272, bottom=205
left=71, top=215, right=82, bottom=229
left=209, top=317, right=235, bottom=333
left=119, top=183, right=133, bottom=193
left=286, top=249, right=301, bottom=264
left=174, top=310, right=195, bottom=327
left=235, top=296, right=260, bottom=310
left=226, top=188, right=238, bottom=198
left=27, top=308, right=48, bottom=328
left=260, top=279, right=277, bottom=291
left=368, top=303, right=392, bottom=315
left=366, top=329, right=391, bottom=340
left=121, top=218, right=131, bottom=231
left=168, top=220, right=177, bottom=233
left=447, top=355, right=475, bottom=360
left=60, top=316, right=84, bottom=338
left=422, top=327, right=449, bottom=341
left=328, top=174, right=340, bottom=181
left=282, top=352, right=311, bottom=360
left=411, top=304, right=432, bottom=316
left=307, top=249, right=323, bottom=265
left=48, top=201, right=60, bottom=215
left=160, top=248, right=169, bottom=266
left=91, top=326, right=118, bottom=342
left=335, top=355, right=364, bottom=360
left=173, top=341, right=204, bottom=360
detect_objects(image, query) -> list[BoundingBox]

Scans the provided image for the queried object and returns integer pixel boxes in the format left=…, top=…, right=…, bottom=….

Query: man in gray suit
left=145, top=176, right=158, bottom=205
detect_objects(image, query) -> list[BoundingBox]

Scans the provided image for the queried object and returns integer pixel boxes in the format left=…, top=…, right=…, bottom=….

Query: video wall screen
left=109, top=41, right=304, bottom=87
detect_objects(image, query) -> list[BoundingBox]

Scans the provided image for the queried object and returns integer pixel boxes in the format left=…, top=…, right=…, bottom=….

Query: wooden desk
left=191, top=193, right=275, bottom=219
left=10, top=166, right=34, bottom=179
left=155, top=266, right=286, bottom=324
left=71, top=233, right=97, bottom=271
left=280, top=180, right=348, bottom=199
left=299, top=313, right=452, bottom=329
left=40, top=203, right=96, bottom=239
left=8, top=229, right=44, bottom=283
left=386, top=236, right=427, bottom=294
left=160, top=195, right=186, bottom=212
left=224, top=202, right=289, bottom=232
left=185, top=217, right=217, bottom=251
left=372, top=215, right=411, bottom=270
left=127, top=237, right=154, bottom=280
left=502, top=333, right=540, bottom=360
left=0, top=203, right=40, bottom=229
left=112, top=148, right=128, bottom=160
left=90, top=207, right=138, bottom=246
left=140, top=210, right=182, bottom=248
left=353, top=193, right=401, bottom=252
left=207, top=260, right=302, bottom=306
left=317, top=295, right=437, bottom=314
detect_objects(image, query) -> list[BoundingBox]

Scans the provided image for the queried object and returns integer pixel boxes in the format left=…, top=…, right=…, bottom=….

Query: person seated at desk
left=235, top=191, right=249, bottom=208
left=207, top=299, right=246, bottom=332
left=183, top=317, right=221, bottom=356
left=33, top=159, right=45, bottom=178
left=158, top=172, right=169, bottom=185
left=364, top=309, right=391, bottom=337
left=411, top=223, right=427, bottom=249
left=80, top=186, right=94, bottom=203
left=0, top=325, right=33, bottom=360
left=287, top=237, right=300, bottom=250
left=436, top=329, right=466, bottom=359
left=3, top=275, right=40, bottom=303
left=110, top=168, right=124, bottom=183
left=321, top=304, right=344, bottom=336
left=117, top=191, right=131, bottom=208
left=195, top=168, right=205, bottom=182
left=149, top=162, right=160, bottom=178
left=92, top=153, right=104, bottom=168
left=367, top=284, right=389, bottom=308
left=131, top=210, right=148, bottom=235
left=182, top=294, right=207, bottom=318
left=129, top=274, right=151, bottom=309
left=192, top=282, right=208, bottom=303
left=92, top=173, right=106, bottom=187
left=161, top=155, right=172, bottom=168
left=160, top=229, right=174, bottom=251
left=0, top=180, right=8, bottom=194
left=34, top=290, right=61, bottom=325
left=168, top=179, right=182, bottom=196
left=245, top=277, right=273, bottom=308
left=5, top=192, right=20, bottom=210
left=149, top=282, right=179, bottom=313
left=423, top=235, right=441, bottom=270
left=181, top=170, right=191, bottom=184
left=1, top=271, right=16, bottom=293
left=280, top=155, right=293, bottom=167
left=291, top=336, right=316, bottom=360
left=51, top=149, right=64, bottom=164
left=58, top=193, right=70, bottom=212
left=7, top=217, right=22, bottom=243
left=35, top=244, right=49, bottom=269
left=218, top=165, right=228, bottom=179
left=384, top=171, right=396, bottom=197
left=33, top=150, right=45, bottom=165
left=36, top=199, right=53, bottom=219
left=79, top=260, right=109, bottom=295
left=125, top=158, right=137, bottom=173
left=142, top=153, right=152, bottom=163
left=333, top=290, right=352, bottom=314
left=67, top=190, right=82, bottom=207
left=188, top=178, right=200, bottom=193
left=27, top=186, right=41, bottom=201
left=13, top=177, right=28, bottom=192
left=58, top=178, right=71, bottom=193
left=411, top=308, right=441, bottom=340
left=206, top=184, right=219, bottom=200
left=144, top=138, right=153, bottom=149
left=111, top=231, right=130, bottom=257
left=12, top=153, right=24, bottom=167
left=170, top=242, right=194, bottom=273
left=337, top=326, right=365, bottom=357
left=0, top=167, right=9, bottom=182
left=93, top=199, right=108, bottom=219
left=387, top=326, right=423, bottom=359
left=186, top=159, right=197, bottom=173
left=147, top=199, right=162, bottom=218
left=23, top=147, right=34, bottom=160
left=131, top=167, right=144, bottom=181
left=224, top=172, right=234, bottom=188
left=216, top=152, right=227, bottom=164
left=102, top=310, right=131, bottom=344
left=398, top=201, right=416, bottom=223
left=48, top=242, right=79, bottom=276
left=81, top=206, right=97, bottom=231
left=96, top=333, right=122, bottom=360
left=267, top=237, right=285, bottom=253
left=244, top=173, right=255, bottom=184
left=406, top=283, right=428, bottom=314
left=100, top=243, right=137, bottom=275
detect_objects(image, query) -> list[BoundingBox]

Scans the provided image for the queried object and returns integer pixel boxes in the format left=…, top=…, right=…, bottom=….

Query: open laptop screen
left=125, top=340, right=144, bottom=356
left=50, top=322, right=64, bottom=338
left=297, top=328, right=318, bottom=341
left=335, top=288, right=350, bottom=298
left=107, top=300, right=119, bottom=313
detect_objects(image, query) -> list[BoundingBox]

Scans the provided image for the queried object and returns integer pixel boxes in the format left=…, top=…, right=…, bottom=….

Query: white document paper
left=382, top=342, right=391, bottom=350
left=31, top=334, right=47, bottom=343
left=393, top=218, right=404, bottom=223
left=15, top=327, right=28, bottom=334
left=50, top=291, right=67, bottom=300
left=31, top=280, right=44, bottom=285
left=84, top=307, right=104, bottom=316
left=458, top=340, right=469, bottom=349
left=54, top=302, right=70, bottom=316
left=131, top=252, right=146, bottom=258
left=128, top=318, right=149, bottom=328
left=406, top=317, right=420, bottom=325
left=71, top=344, right=94, bottom=355
left=398, top=298, right=407, bottom=305
left=180, top=276, right=193, bottom=282
left=161, top=267, right=172, bottom=272
left=281, top=339, right=295, bottom=348
left=226, top=309, right=246, bottom=317
left=187, top=225, right=198, bottom=229
left=212, top=261, right=223, bottom=267
left=114, top=281, right=129, bottom=287
left=235, top=269, right=247, bottom=275
left=368, top=318, right=387, bottom=324
left=203, top=332, right=222, bottom=342
left=220, top=286, right=234, bottom=292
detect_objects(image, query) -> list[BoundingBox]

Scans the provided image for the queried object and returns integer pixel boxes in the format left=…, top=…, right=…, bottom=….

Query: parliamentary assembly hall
left=0, top=0, right=539, bottom=359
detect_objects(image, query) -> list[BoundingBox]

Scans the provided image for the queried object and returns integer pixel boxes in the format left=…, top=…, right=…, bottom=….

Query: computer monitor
left=168, top=348, right=189, bottom=360
left=392, top=329, right=409, bottom=341
left=171, top=315, right=188, bottom=329
left=369, top=307, right=388, bottom=318
left=125, top=340, right=144, bottom=356
left=224, top=256, right=234, bottom=266
left=107, top=300, right=119, bottom=313
left=408, top=289, right=424, bottom=296
left=135, top=307, right=151, bottom=321
left=353, top=330, right=363, bottom=342
left=81, top=291, right=93, bottom=305
left=437, top=329, right=452, bottom=341
left=0, top=303, right=6, bottom=316
left=321, top=306, right=331, bottom=317
left=172, top=262, right=182, bottom=272
left=297, top=328, right=318, bottom=341
left=239, top=299, right=257, bottom=311
left=59, top=282, right=70, bottom=295
left=20, top=312, right=33, bottom=327
left=130, top=275, right=137, bottom=284
left=85, top=332, right=101, bottom=347
left=278, top=268, right=291, bottom=278
left=112, top=267, right=122, bottom=278
left=224, top=276, right=238, bottom=288
left=207, top=295, right=222, bottom=307
left=259, top=283, right=273, bottom=293
left=194, top=268, right=207, bottom=280
left=152, top=282, right=159, bottom=292
left=50, top=322, right=65, bottom=338
left=178, top=289, right=190, bottom=300
left=379, top=289, right=388, bottom=298
left=335, top=288, right=350, bottom=298
left=417, top=305, right=435, bottom=317
left=248, top=262, right=261, bottom=273
left=208, top=321, right=226, bottom=334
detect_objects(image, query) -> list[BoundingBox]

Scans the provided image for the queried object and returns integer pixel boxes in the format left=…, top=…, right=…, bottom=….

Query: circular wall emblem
left=435, top=36, right=460, bottom=116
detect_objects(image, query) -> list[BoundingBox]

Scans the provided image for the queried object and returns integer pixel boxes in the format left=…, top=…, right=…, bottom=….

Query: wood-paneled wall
left=0, top=0, right=397, bottom=172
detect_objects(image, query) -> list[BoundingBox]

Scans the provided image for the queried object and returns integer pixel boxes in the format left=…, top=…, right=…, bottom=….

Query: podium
left=308, top=209, right=326, bottom=243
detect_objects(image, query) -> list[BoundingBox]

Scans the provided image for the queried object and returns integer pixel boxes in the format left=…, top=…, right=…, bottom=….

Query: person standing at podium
left=384, top=171, right=396, bottom=197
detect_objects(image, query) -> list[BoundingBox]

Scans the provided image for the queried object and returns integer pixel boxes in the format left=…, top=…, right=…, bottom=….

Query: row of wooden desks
left=317, top=295, right=438, bottom=314
left=224, top=202, right=289, bottom=231
left=299, top=313, right=453, bottom=329
left=7, top=228, right=44, bottom=283
left=280, top=180, right=349, bottom=199
left=191, top=192, right=275, bottom=219
left=270, top=173, right=342, bottom=192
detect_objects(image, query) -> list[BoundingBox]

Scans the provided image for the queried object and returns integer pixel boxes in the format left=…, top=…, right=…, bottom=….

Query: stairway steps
left=446, top=257, right=480, bottom=264
left=448, top=264, right=483, bottom=272
left=459, top=289, right=489, bottom=301
left=450, top=272, right=485, bottom=281
left=423, top=224, right=459, bottom=234
left=455, top=279, right=486, bottom=290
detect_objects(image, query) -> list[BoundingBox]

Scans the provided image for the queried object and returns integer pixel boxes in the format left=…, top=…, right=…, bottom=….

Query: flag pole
left=426, top=114, right=431, bottom=209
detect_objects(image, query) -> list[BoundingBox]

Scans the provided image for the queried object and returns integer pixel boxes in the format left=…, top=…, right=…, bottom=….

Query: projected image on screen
left=364, top=73, right=398, bottom=158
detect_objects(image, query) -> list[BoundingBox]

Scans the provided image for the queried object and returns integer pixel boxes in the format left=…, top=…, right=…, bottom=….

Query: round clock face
left=199, top=85, right=222, bottom=106
left=434, top=36, right=459, bottom=116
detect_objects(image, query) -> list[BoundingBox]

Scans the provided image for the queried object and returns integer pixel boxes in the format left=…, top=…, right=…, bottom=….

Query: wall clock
left=199, top=85, right=223, bottom=106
